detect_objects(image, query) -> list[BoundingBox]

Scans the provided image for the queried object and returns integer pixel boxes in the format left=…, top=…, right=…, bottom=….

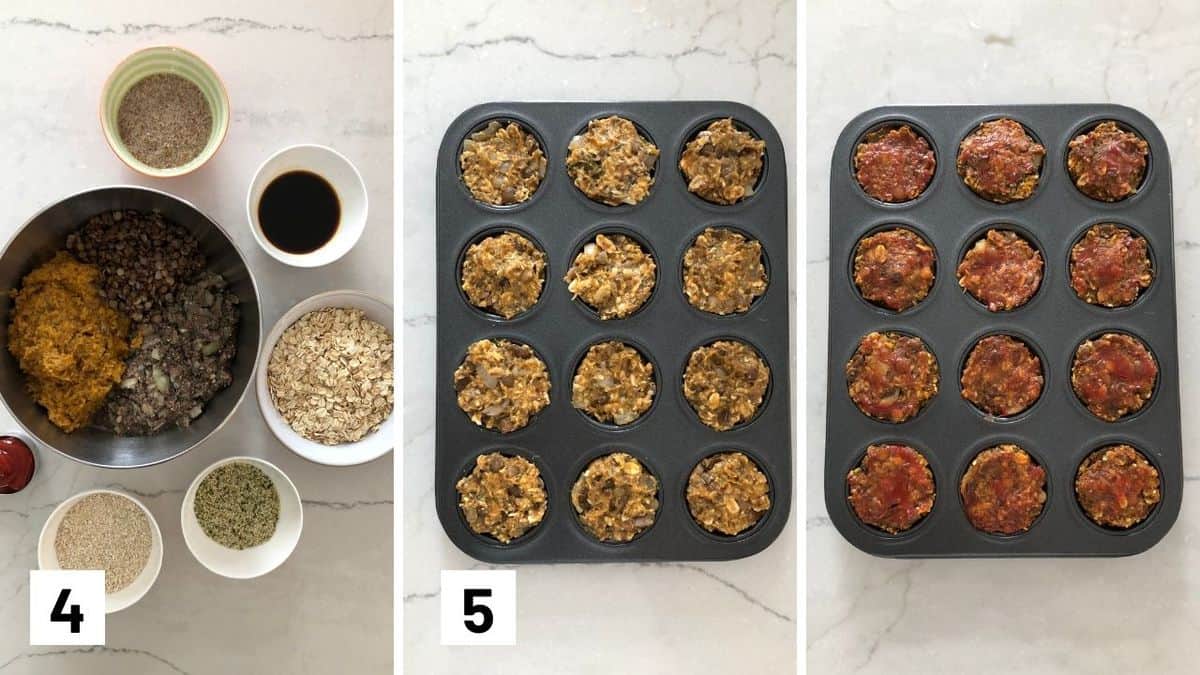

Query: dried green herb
left=194, top=462, right=280, bottom=549
left=117, top=73, right=212, bottom=169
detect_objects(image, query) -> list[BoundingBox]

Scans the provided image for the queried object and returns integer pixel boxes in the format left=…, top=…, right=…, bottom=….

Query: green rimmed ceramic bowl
left=100, top=46, right=230, bottom=178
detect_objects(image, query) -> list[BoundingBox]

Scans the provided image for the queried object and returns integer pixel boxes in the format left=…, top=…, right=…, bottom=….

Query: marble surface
left=403, top=0, right=796, bottom=671
left=808, top=1, right=1200, bottom=673
left=0, top=3, right=392, bottom=674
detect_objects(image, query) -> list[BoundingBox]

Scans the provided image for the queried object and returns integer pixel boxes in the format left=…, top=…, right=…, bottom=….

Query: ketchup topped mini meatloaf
left=956, top=118, right=1045, bottom=203
left=1067, top=121, right=1150, bottom=202
left=960, top=444, right=1046, bottom=535
left=853, top=125, right=936, bottom=203
left=846, top=443, right=936, bottom=534
left=1070, top=223, right=1153, bottom=307
left=960, top=334, right=1043, bottom=417
left=845, top=331, right=939, bottom=423
left=852, top=228, right=935, bottom=311
left=1071, top=333, right=1157, bottom=421
left=1075, top=444, right=1161, bottom=528
left=957, top=229, right=1043, bottom=311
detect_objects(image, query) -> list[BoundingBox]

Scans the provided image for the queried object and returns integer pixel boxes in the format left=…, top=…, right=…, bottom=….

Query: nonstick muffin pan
left=825, top=104, right=1181, bottom=557
left=436, top=101, right=791, bottom=563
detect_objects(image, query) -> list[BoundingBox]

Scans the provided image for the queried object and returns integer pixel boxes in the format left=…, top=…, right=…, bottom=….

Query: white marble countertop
left=0, top=3, right=392, bottom=673
left=403, top=0, right=796, bottom=671
left=808, top=1, right=1200, bottom=673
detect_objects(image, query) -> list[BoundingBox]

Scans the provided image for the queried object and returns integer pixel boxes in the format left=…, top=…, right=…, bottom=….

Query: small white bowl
left=181, top=456, right=303, bottom=579
left=257, top=290, right=394, bottom=466
left=246, top=144, right=368, bottom=267
left=38, top=489, right=164, bottom=613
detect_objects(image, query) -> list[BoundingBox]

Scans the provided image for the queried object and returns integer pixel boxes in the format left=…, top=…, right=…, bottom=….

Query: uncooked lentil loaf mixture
left=454, top=338, right=550, bottom=433
left=682, top=227, right=768, bottom=315
left=960, top=334, right=1043, bottom=417
left=571, top=341, right=655, bottom=426
left=678, top=118, right=766, bottom=205
left=1067, top=121, right=1149, bottom=202
left=7, top=252, right=132, bottom=433
left=565, top=116, right=659, bottom=206
left=460, top=231, right=546, bottom=318
left=571, top=451, right=659, bottom=542
left=1069, top=223, right=1153, bottom=307
left=564, top=232, right=656, bottom=319
left=267, top=307, right=394, bottom=445
left=1075, top=444, right=1161, bottom=528
left=956, top=118, right=1045, bottom=203
left=54, top=492, right=152, bottom=594
left=845, top=331, right=938, bottom=423
left=457, top=452, right=548, bottom=544
left=957, top=229, right=1043, bottom=312
left=682, top=340, right=770, bottom=431
left=459, top=120, right=547, bottom=206
left=959, top=444, right=1046, bottom=535
left=852, top=227, right=935, bottom=311
left=853, top=124, right=936, bottom=203
left=686, top=451, right=771, bottom=535
left=1071, top=333, right=1158, bottom=421
left=846, top=443, right=936, bottom=534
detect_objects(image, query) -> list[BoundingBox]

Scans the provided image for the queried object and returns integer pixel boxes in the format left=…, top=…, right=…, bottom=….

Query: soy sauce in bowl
left=258, top=171, right=340, bottom=254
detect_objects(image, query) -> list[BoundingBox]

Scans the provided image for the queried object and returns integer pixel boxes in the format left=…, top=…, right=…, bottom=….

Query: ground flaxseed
left=55, top=492, right=152, bottom=594
left=117, top=73, right=213, bottom=169
left=194, top=462, right=280, bottom=550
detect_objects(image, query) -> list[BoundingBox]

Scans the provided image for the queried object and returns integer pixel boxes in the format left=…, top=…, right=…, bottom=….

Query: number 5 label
left=440, top=570, right=515, bottom=645
left=29, top=570, right=105, bottom=645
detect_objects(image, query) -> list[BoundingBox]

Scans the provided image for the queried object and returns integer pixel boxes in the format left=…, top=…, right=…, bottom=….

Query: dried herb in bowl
left=117, top=73, right=213, bottom=169
left=194, top=462, right=280, bottom=550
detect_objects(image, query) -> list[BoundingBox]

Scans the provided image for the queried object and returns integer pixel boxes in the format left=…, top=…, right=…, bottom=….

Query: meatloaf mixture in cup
left=566, top=116, right=659, bottom=206
left=454, top=338, right=551, bottom=433
left=956, top=118, right=1045, bottom=203
left=572, top=340, right=655, bottom=426
left=682, top=340, right=771, bottom=431
left=1075, top=444, right=1161, bottom=528
left=853, top=124, right=936, bottom=203
left=459, top=120, right=547, bottom=206
left=845, top=331, right=939, bottom=423
left=682, top=227, right=768, bottom=315
left=678, top=118, right=766, bottom=205
left=460, top=231, right=547, bottom=318
left=960, top=334, right=1043, bottom=417
left=959, top=444, right=1047, bottom=535
left=852, top=227, right=936, bottom=311
left=686, top=451, right=772, bottom=536
left=564, top=232, right=656, bottom=319
left=846, top=443, right=936, bottom=534
left=957, top=229, right=1043, bottom=311
left=571, top=452, right=659, bottom=543
left=457, top=452, right=548, bottom=543
left=1071, top=333, right=1158, bottom=421
left=1067, top=121, right=1150, bottom=202
left=1069, top=223, right=1153, bottom=308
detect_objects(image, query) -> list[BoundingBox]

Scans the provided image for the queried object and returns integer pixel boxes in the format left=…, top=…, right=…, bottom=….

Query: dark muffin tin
left=436, top=101, right=791, bottom=563
left=825, top=105, right=1181, bottom=557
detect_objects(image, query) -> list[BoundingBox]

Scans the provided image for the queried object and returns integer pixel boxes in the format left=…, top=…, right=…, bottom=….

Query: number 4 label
left=440, top=570, right=515, bottom=645
left=29, top=570, right=105, bottom=645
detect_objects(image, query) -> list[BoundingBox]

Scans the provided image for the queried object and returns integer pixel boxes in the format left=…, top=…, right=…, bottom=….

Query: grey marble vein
left=1, top=16, right=391, bottom=42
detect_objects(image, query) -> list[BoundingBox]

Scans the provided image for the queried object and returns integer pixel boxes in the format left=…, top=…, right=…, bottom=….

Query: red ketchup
left=0, top=435, right=35, bottom=494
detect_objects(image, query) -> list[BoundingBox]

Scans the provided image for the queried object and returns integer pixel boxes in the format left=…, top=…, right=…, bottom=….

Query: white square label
left=440, top=569, right=516, bottom=645
left=29, top=570, right=105, bottom=645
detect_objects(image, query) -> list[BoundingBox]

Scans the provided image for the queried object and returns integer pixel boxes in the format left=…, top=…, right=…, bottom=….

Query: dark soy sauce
left=258, top=170, right=341, bottom=254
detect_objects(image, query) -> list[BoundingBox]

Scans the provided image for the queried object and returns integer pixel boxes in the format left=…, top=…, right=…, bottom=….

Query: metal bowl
left=0, top=186, right=261, bottom=468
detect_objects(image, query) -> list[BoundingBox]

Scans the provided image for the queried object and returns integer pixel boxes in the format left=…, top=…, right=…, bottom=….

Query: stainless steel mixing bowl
left=0, top=186, right=261, bottom=468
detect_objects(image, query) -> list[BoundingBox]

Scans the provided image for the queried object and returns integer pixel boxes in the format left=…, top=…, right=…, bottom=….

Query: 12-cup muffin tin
left=825, top=104, right=1182, bottom=557
left=436, top=101, right=791, bottom=563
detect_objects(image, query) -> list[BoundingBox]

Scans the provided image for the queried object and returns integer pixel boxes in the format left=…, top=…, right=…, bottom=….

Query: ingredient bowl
left=0, top=186, right=262, bottom=468
left=38, top=489, right=164, bottom=613
left=181, top=456, right=303, bottom=579
left=100, top=45, right=230, bottom=178
left=246, top=144, right=369, bottom=267
left=256, top=290, right=394, bottom=466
